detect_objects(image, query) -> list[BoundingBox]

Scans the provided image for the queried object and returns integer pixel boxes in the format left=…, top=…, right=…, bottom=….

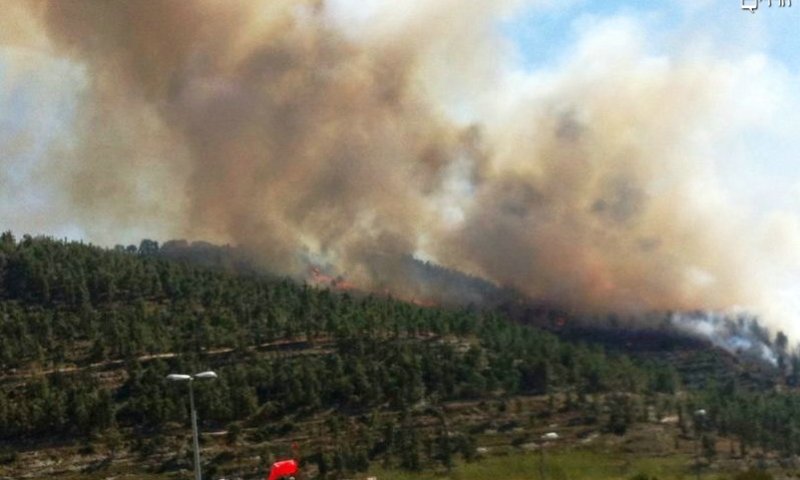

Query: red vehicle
left=266, top=459, right=299, bottom=480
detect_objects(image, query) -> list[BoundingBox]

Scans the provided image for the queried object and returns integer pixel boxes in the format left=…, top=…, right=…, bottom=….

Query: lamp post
left=167, top=371, right=218, bottom=480
left=539, top=432, right=559, bottom=480
left=693, top=408, right=707, bottom=480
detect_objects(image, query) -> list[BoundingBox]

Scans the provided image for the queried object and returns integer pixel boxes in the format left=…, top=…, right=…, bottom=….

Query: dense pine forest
left=0, top=233, right=799, bottom=478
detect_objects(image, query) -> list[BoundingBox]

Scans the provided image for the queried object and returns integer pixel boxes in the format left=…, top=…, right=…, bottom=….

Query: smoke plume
left=2, top=2, right=799, bottom=334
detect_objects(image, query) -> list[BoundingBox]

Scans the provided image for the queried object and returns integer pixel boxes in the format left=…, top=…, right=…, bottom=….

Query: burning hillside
left=152, top=238, right=788, bottom=367
left=502, top=296, right=787, bottom=368
left=308, top=266, right=355, bottom=291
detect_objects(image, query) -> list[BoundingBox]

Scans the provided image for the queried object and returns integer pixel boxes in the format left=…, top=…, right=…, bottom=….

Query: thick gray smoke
left=2, top=1, right=799, bottom=334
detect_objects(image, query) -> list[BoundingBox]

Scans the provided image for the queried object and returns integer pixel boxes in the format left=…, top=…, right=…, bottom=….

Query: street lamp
left=539, top=432, right=559, bottom=480
left=167, top=371, right=218, bottom=480
left=693, top=408, right=707, bottom=480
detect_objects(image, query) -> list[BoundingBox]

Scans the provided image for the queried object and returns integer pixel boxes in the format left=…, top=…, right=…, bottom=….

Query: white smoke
left=670, top=311, right=779, bottom=365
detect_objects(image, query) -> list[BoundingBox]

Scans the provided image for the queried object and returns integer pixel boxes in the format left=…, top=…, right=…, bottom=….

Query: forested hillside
left=0, top=233, right=799, bottom=478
